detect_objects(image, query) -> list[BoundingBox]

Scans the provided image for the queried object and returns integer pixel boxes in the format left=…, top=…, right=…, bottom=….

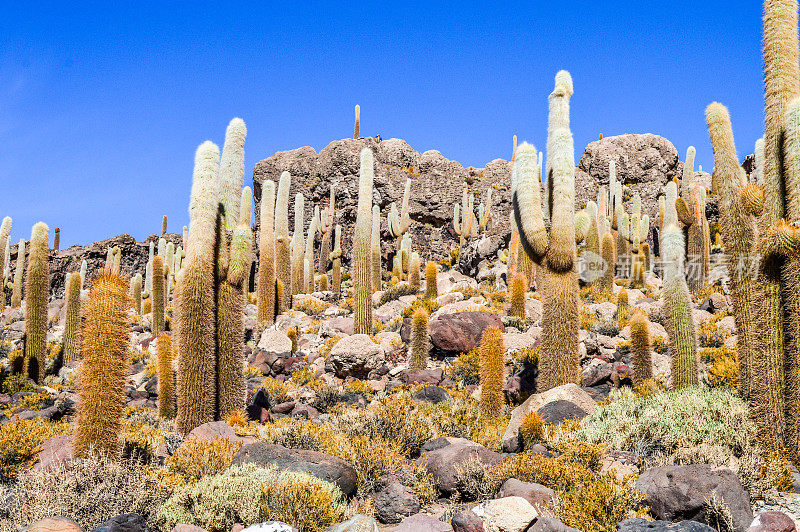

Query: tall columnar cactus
left=706, top=102, right=761, bottom=408
left=319, top=185, right=335, bottom=275
left=73, top=273, right=130, bottom=459
left=409, top=307, right=430, bottom=370
left=63, top=271, right=82, bottom=365
left=585, top=200, right=600, bottom=258
left=24, top=222, right=49, bottom=383
left=599, top=232, right=615, bottom=291
left=157, top=333, right=175, bottom=420
left=630, top=310, right=652, bottom=386
left=257, top=180, right=276, bottom=328
left=354, top=104, right=360, bottom=139
left=0, top=217, right=10, bottom=309
left=79, top=259, right=87, bottom=289
left=10, top=239, right=25, bottom=308
left=509, top=272, right=527, bottom=320
left=151, top=255, right=165, bottom=336
left=371, top=205, right=382, bottom=292
left=175, top=141, right=219, bottom=435
left=661, top=181, right=698, bottom=389
left=53, top=227, right=60, bottom=252
left=353, top=148, right=374, bottom=335
left=291, top=193, right=305, bottom=295
left=132, top=273, right=142, bottom=315
left=479, top=187, right=494, bottom=233
left=162, top=215, right=168, bottom=237
left=479, top=326, right=505, bottom=416
left=275, top=171, right=292, bottom=309
left=513, top=71, right=580, bottom=392
left=331, top=224, right=342, bottom=293
left=304, top=206, right=319, bottom=293
left=425, top=261, right=438, bottom=300
left=215, top=121, right=251, bottom=420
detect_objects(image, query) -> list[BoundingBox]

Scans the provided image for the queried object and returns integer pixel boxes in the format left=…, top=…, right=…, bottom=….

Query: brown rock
left=32, top=435, right=74, bottom=472
left=749, top=511, right=796, bottom=531
left=184, top=421, right=257, bottom=445
left=23, top=517, right=83, bottom=532
left=428, top=311, right=505, bottom=353
left=420, top=437, right=502, bottom=495
left=499, top=478, right=556, bottom=511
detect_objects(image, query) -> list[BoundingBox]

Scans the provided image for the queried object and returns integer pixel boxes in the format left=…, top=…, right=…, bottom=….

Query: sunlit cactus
left=10, top=239, right=24, bottom=308
left=291, top=193, right=305, bottom=296
left=509, top=272, right=527, bottom=320
left=63, top=271, right=82, bottom=365
left=479, top=326, right=505, bottom=416
left=630, top=310, right=652, bottom=386
left=425, top=261, right=438, bottom=300
left=354, top=104, right=360, bottom=138
left=131, top=273, right=142, bottom=315
left=151, top=255, right=165, bottom=336
left=331, top=224, right=342, bottom=293
left=409, top=307, right=430, bottom=370
left=157, top=333, right=175, bottom=420
left=53, top=227, right=60, bottom=252
left=275, top=171, right=292, bottom=308
left=74, top=273, right=130, bottom=459
left=353, top=148, right=374, bottom=334
left=24, top=222, right=49, bottom=383
left=371, top=205, right=382, bottom=293
left=257, top=180, right=276, bottom=328
left=319, top=185, right=335, bottom=275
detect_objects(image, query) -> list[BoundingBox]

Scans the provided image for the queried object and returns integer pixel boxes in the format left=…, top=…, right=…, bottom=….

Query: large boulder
left=184, top=421, right=257, bottom=446
left=23, top=518, right=83, bottom=532
left=252, top=137, right=513, bottom=265
left=498, top=478, right=555, bottom=511
left=326, top=334, right=385, bottom=379
left=527, top=517, right=581, bottom=532
left=428, top=312, right=505, bottom=354
left=322, top=515, right=379, bottom=532
left=748, top=511, right=796, bottom=532
left=232, top=442, right=358, bottom=496
left=617, top=518, right=716, bottom=531
left=372, top=476, right=420, bottom=524
left=501, top=383, right=597, bottom=452
left=90, top=513, right=148, bottom=532
left=420, top=437, right=503, bottom=495
left=471, top=496, right=538, bottom=532
left=635, top=464, right=753, bottom=532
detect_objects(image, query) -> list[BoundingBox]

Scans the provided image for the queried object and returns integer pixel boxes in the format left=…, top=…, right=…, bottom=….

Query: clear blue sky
left=0, top=1, right=765, bottom=248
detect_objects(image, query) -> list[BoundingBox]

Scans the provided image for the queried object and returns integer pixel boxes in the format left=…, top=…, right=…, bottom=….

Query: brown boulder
left=428, top=311, right=505, bottom=354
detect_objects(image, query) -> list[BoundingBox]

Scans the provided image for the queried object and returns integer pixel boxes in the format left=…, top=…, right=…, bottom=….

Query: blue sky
left=0, top=1, right=765, bottom=247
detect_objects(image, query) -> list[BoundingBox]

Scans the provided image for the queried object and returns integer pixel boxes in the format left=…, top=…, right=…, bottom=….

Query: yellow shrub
left=0, top=418, right=67, bottom=481
left=290, top=367, right=317, bottom=387
left=225, top=410, right=250, bottom=428
left=581, top=307, right=598, bottom=330
left=470, top=415, right=510, bottom=452
left=703, top=347, right=738, bottom=389
left=519, top=412, right=544, bottom=449
left=121, top=420, right=164, bottom=458
left=293, top=299, right=330, bottom=315
left=445, top=349, right=480, bottom=385
left=697, top=320, right=730, bottom=348
left=514, top=346, right=540, bottom=366
left=163, top=436, right=241, bottom=485
left=259, top=377, right=291, bottom=404
left=652, top=336, right=668, bottom=354
left=557, top=473, right=647, bottom=532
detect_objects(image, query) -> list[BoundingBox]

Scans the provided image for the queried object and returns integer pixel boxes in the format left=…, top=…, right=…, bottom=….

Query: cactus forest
left=5, top=3, right=800, bottom=532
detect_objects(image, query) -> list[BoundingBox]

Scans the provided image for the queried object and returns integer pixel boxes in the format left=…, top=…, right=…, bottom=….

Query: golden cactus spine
left=408, top=252, right=421, bottom=291
left=257, top=180, right=276, bottom=328
left=151, top=255, right=165, bottom=336
left=630, top=310, right=652, bottom=386
left=509, top=272, right=527, bottom=320
left=353, top=148, right=374, bottom=335
left=319, top=185, right=335, bottom=275
left=53, top=227, right=60, bottom=252
left=706, top=102, right=760, bottom=407
left=275, top=171, right=292, bottom=309
left=479, top=326, right=505, bottom=416
left=131, top=273, right=142, bottom=314
left=175, top=141, right=219, bottom=435
left=0, top=217, right=10, bottom=309
left=24, top=222, right=49, bottom=383
left=63, top=271, right=82, bottom=365
left=11, top=239, right=24, bottom=308
left=371, top=205, right=382, bottom=292
left=513, top=72, right=580, bottom=392
left=157, top=333, right=175, bottom=420
left=291, top=193, right=305, bottom=296
left=354, top=104, right=360, bottom=138
left=409, top=307, right=429, bottom=370
left=331, top=225, right=342, bottom=293
left=424, top=261, right=438, bottom=300
left=73, top=273, right=130, bottom=459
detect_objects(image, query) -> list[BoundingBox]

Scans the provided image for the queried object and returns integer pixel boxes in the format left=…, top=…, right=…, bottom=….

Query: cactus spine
left=275, top=171, right=292, bottom=309
left=509, top=273, right=527, bottom=320
left=53, top=227, right=60, bottom=252
left=151, top=255, right=165, bottom=336
left=63, top=271, right=82, bottom=365
left=599, top=232, right=615, bottom=291
left=291, top=193, right=305, bottom=295
left=425, top=261, right=438, bottom=300
left=630, top=310, right=652, bottom=386
left=513, top=72, right=580, bottom=391
left=175, top=141, right=219, bottom=434
left=132, top=273, right=142, bottom=314
left=331, top=224, right=342, bottom=293
left=354, top=104, right=360, bottom=138
left=319, top=185, right=335, bottom=275
left=371, top=205, right=382, bottom=292
left=257, top=180, right=276, bottom=328
left=0, top=217, right=10, bottom=309
left=24, top=222, right=49, bottom=383
left=73, top=273, right=130, bottom=459
left=479, top=326, right=505, bottom=416
left=10, top=239, right=24, bottom=308
left=353, top=148, right=374, bottom=335
left=157, top=333, right=175, bottom=420
left=409, top=307, right=429, bottom=370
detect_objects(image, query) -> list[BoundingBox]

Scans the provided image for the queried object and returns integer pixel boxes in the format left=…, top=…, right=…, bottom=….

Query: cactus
left=354, top=104, right=360, bottom=138
left=157, top=333, right=175, bottom=420
left=151, top=255, right=165, bottom=336
left=371, top=205, right=382, bottom=292
left=616, top=289, right=630, bottom=325
left=479, top=326, right=505, bottom=416
left=353, top=148, right=374, bottom=335
left=331, top=225, right=342, bottom=293
left=291, top=193, right=306, bottom=295
left=409, top=307, right=430, bottom=370
left=73, top=273, right=130, bottom=459
left=513, top=71, right=580, bottom=392
left=215, top=121, right=251, bottom=420
left=0, top=217, right=10, bottom=309
left=275, top=278, right=285, bottom=316
left=425, top=261, right=438, bottom=300
left=53, top=227, right=60, bottom=252
left=574, top=209, right=590, bottom=244
left=706, top=102, right=779, bottom=445
left=257, top=180, right=276, bottom=328
left=319, top=185, right=335, bottom=275
left=509, top=272, right=527, bottom=320
left=408, top=252, right=421, bottom=291
left=162, top=215, right=168, bottom=237
left=585, top=200, right=600, bottom=258
left=24, top=222, right=49, bottom=383
left=131, top=273, right=142, bottom=315
left=630, top=310, right=652, bottom=386
left=599, top=232, right=615, bottom=291
left=175, top=141, right=219, bottom=435
left=63, top=271, right=82, bottom=365
left=479, top=188, right=494, bottom=233
left=275, top=171, right=292, bottom=309
left=10, top=239, right=24, bottom=307
left=661, top=182, right=698, bottom=389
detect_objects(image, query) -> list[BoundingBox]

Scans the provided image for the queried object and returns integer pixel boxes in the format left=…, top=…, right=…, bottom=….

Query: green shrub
left=445, top=349, right=480, bottom=385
